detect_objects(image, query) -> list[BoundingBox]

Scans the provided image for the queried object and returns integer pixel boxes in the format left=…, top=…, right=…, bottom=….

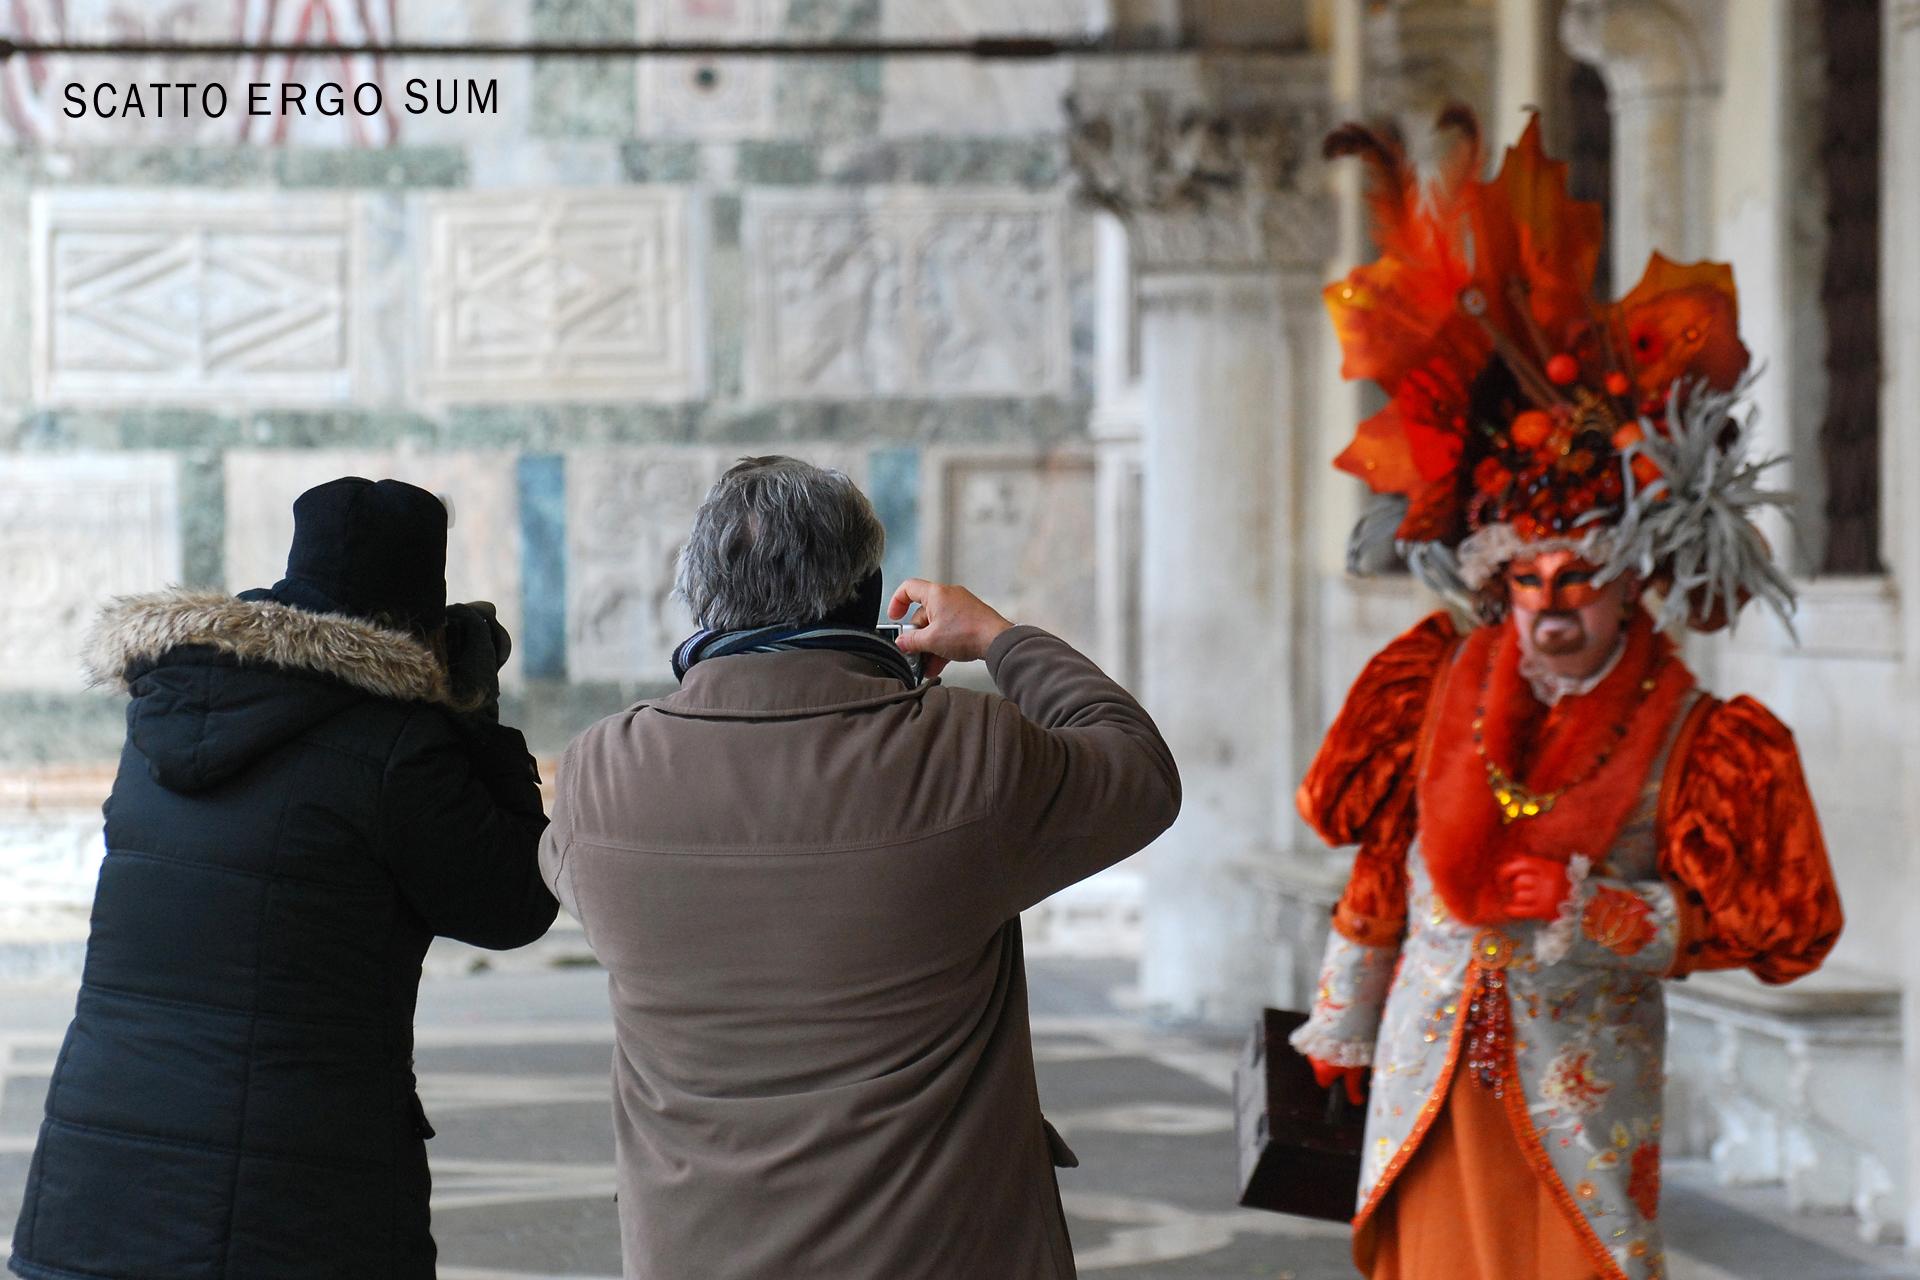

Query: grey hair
left=675, top=456, right=887, bottom=631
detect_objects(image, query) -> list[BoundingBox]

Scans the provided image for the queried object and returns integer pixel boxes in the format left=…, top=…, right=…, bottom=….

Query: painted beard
left=1528, top=609, right=1589, bottom=656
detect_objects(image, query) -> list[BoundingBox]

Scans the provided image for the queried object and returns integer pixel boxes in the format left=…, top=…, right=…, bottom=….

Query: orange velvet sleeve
left=1297, top=610, right=1459, bottom=948
left=1659, top=695, right=1845, bottom=984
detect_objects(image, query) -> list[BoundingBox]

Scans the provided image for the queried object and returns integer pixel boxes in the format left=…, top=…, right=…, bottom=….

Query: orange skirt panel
left=1357, top=1064, right=1605, bottom=1280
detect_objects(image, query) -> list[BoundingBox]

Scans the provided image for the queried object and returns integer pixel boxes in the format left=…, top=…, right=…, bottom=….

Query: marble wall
left=0, top=0, right=1105, bottom=768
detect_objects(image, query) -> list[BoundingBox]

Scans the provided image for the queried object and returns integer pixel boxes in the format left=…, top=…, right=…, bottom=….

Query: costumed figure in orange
left=1289, top=107, right=1845, bottom=1280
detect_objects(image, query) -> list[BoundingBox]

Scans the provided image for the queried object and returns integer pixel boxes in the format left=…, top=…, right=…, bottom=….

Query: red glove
left=1309, top=1056, right=1368, bottom=1106
left=1496, top=855, right=1574, bottom=920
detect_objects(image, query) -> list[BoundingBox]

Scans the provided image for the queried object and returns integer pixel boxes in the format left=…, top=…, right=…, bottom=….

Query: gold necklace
left=1472, top=659, right=1658, bottom=824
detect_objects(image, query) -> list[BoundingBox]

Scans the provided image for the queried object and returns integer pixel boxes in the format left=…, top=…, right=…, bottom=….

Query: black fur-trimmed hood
left=85, top=588, right=451, bottom=704
left=84, top=589, right=453, bottom=793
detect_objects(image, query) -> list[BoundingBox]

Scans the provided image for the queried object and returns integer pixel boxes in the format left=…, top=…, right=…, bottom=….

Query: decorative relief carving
left=0, top=454, right=181, bottom=691
left=745, top=193, right=1069, bottom=399
left=221, top=451, right=525, bottom=686
left=567, top=449, right=717, bottom=683
left=0, top=0, right=398, bottom=146
left=566, top=447, right=867, bottom=682
left=417, top=190, right=700, bottom=404
left=1065, top=58, right=1333, bottom=272
left=33, top=193, right=360, bottom=406
left=636, top=0, right=777, bottom=139
left=922, top=450, right=1098, bottom=649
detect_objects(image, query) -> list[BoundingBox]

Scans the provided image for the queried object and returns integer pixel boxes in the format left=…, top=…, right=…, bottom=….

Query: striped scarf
left=671, top=625, right=918, bottom=688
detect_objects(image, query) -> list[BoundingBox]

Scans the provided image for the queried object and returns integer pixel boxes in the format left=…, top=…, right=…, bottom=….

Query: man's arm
left=377, top=709, right=558, bottom=950
left=890, top=579, right=1180, bottom=912
left=983, top=627, right=1180, bottom=907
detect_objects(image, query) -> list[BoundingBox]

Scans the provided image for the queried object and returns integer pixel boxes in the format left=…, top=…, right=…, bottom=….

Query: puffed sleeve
left=1296, top=610, right=1458, bottom=946
left=1659, top=695, right=1844, bottom=984
left=1287, top=614, right=1458, bottom=1068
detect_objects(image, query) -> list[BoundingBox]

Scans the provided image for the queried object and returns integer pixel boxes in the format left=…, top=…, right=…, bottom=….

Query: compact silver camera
left=874, top=621, right=922, bottom=683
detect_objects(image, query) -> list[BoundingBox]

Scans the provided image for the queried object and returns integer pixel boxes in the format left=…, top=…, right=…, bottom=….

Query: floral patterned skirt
left=1357, top=1063, right=1606, bottom=1280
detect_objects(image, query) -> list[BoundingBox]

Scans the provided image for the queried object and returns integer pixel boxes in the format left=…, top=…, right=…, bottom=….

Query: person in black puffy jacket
left=9, top=477, right=557, bottom=1280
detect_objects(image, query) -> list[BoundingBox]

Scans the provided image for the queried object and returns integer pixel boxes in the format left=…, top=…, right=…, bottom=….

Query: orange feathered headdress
left=1325, top=109, right=1791, bottom=632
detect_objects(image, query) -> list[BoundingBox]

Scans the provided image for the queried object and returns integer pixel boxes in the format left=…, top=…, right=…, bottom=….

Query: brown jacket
left=540, top=626, right=1179, bottom=1280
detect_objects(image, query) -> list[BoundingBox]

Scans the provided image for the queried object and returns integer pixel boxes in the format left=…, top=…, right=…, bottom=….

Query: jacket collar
left=649, top=648, right=932, bottom=721
left=84, top=587, right=453, bottom=705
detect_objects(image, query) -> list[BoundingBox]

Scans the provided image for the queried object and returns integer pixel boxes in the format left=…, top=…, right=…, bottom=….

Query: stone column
left=1887, top=2, right=1920, bottom=1252
left=1495, top=0, right=1558, bottom=132
left=1068, top=55, right=1331, bottom=1023
left=1560, top=0, right=1725, bottom=269
left=1090, top=212, right=1145, bottom=689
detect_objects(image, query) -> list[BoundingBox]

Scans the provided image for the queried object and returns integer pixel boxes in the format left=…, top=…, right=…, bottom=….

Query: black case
left=1232, top=1008, right=1366, bottom=1221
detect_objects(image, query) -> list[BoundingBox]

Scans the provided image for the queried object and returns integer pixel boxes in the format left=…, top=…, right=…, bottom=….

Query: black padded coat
left=9, top=590, right=556, bottom=1280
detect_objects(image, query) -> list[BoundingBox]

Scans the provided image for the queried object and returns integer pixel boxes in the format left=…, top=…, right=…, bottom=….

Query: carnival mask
left=1504, top=549, right=1633, bottom=663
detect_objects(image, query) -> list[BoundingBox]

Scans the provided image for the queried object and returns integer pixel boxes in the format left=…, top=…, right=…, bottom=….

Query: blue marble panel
left=518, top=454, right=568, bottom=680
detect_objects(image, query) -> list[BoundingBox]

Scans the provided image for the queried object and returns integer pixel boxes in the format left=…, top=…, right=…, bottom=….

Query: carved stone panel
left=566, top=449, right=720, bottom=684
left=923, top=450, right=1098, bottom=650
left=879, top=0, right=1090, bottom=137
left=745, top=192, right=1069, bottom=399
left=221, top=451, right=525, bottom=685
left=32, top=192, right=361, bottom=406
left=636, top=0, right=778, bottom=139
left=417, top=190, right=701, bottom=404
left=0, top=454, right=182, bottom=691
left=566, top=447, right=868, bottom=682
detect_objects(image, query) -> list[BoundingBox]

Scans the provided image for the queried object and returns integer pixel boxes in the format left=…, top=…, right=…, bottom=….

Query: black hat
left=267, top=477, right=448, bottom=633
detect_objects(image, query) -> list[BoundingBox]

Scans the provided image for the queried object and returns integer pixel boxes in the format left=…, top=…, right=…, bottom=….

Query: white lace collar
left=1517, top=636, right=1626, bottom=706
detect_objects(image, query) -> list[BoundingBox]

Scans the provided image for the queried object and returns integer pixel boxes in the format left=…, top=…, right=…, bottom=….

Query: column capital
left=1065, top=54, right=1334, bottom=275
left=1363, top=1, right=1497, bottom=128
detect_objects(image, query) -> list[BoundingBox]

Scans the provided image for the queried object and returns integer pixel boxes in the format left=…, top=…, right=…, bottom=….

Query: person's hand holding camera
left=444, top=601, right=511, bottom=722
left=886, top=579, right=1013, bottom=682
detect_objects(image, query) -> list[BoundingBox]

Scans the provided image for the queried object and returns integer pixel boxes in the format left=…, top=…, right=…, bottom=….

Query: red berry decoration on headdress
left=1321, top=106, right=1763, bottom=623
left=1473, top=457, right=1510, bottom=495
left=1510, top=410, right=1553, bottom=450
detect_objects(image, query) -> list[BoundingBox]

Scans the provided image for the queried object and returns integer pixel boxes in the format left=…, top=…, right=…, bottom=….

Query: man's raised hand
left=886, top=579, right=1014, bottom=681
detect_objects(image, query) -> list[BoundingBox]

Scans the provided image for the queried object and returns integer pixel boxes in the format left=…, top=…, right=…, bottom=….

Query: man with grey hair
left=542, top=455, right=1179, bottom=1280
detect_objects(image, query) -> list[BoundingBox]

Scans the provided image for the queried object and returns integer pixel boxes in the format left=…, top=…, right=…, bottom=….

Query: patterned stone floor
left=1, top=956, right=1916, bottom=1278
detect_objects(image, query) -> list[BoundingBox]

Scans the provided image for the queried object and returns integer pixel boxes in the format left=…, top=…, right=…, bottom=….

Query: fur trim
left=84, top=588, right=451, bottom=705
left=1416, top=611, right=1696, bottom=926
left=1287, top=1022, right=1374, bottom=1069
left=1531, top=854, right=1592, bottom=966
left=1456, top=523, right=1619, bottom=592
